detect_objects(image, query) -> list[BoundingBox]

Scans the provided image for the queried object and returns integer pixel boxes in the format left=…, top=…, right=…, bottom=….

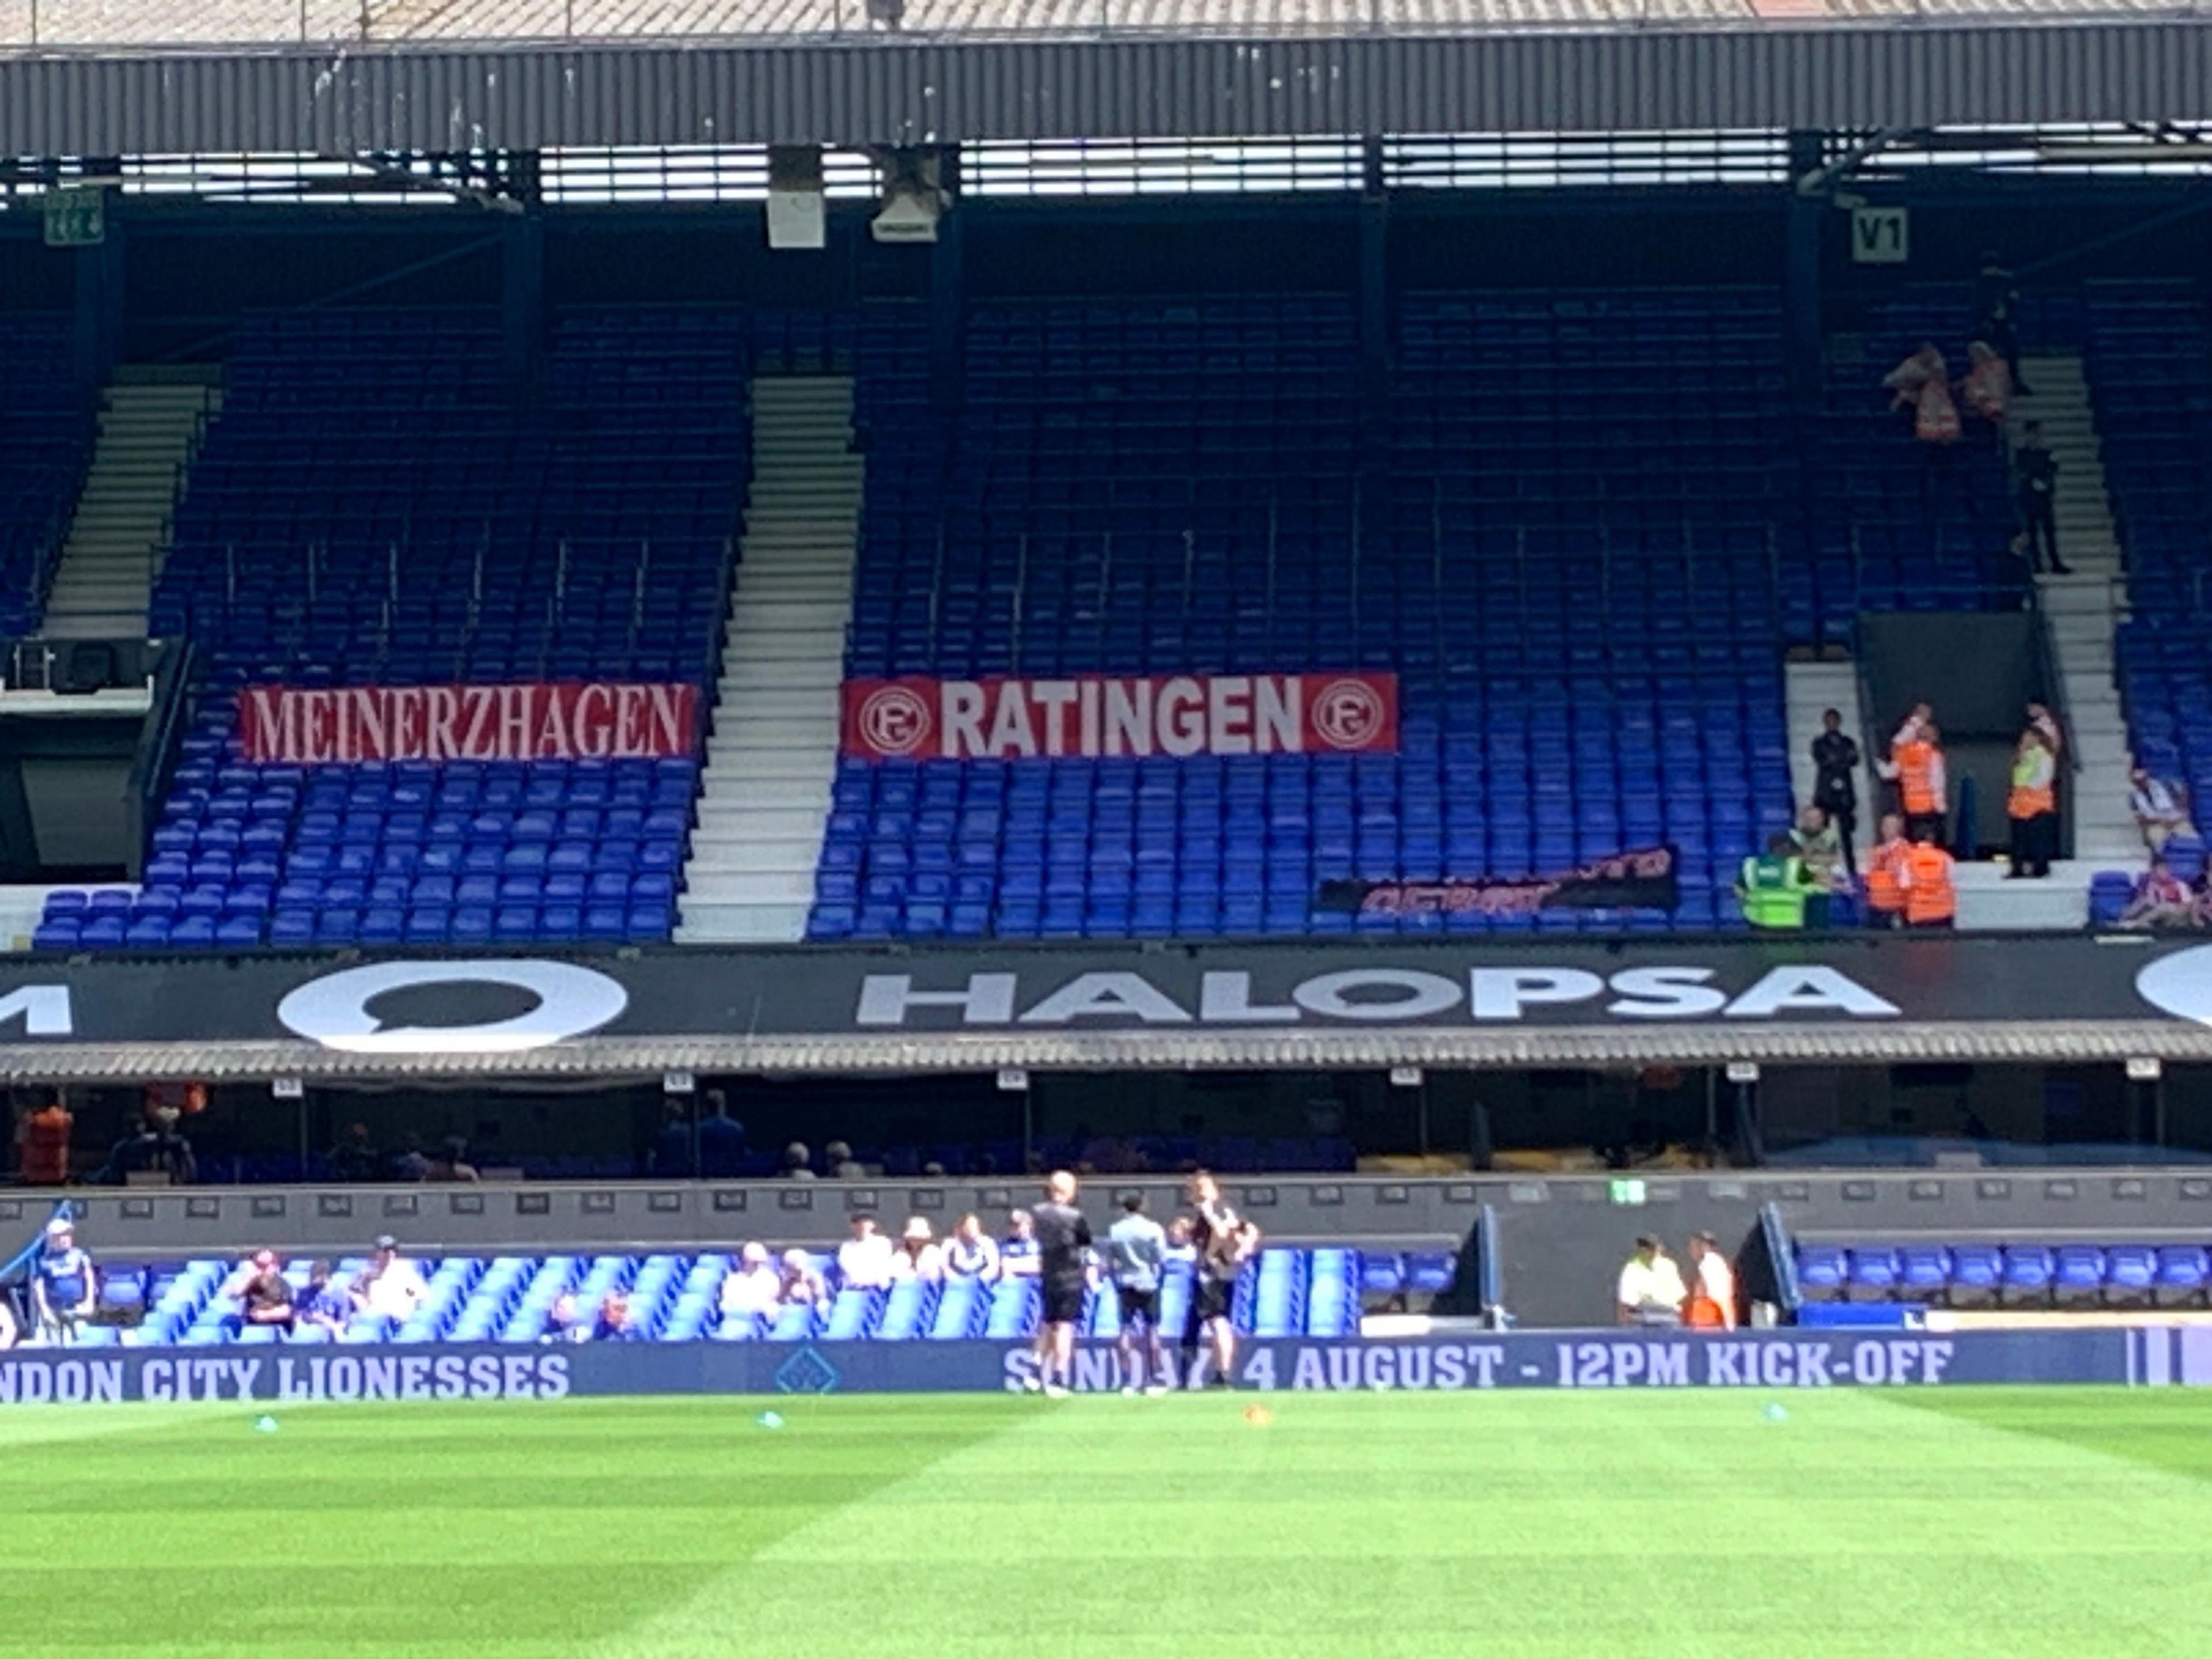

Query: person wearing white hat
left=888, top=1217, right=945, bottom=1285
left=719, top=1243, right=780, bottom=1321
left=31, top=1217, right=94, bottom=1346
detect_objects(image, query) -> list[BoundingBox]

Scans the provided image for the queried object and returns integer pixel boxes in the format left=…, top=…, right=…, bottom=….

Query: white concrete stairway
left=40, top=370, right=219, bottom=640
left=1784, top=658, right=1878, bottom=836
left=2013, top=353, right=2140, bottom=868
left=677, top=377, right=861, bottom=944
left=1952, top=354, right=2139, bottom=930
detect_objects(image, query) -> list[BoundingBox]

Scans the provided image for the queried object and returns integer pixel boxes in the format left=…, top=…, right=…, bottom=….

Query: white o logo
left=2137, top=945, right=2212, bottom=1026
left=277, top=960, right=629, bottom=1054
left=1312, top=679, right=1385, bottom=749
left=857, top=684, right=932, bottom=756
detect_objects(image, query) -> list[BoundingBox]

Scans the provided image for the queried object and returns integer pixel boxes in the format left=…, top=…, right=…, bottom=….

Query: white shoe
left=1120, top=1385, right=1138, bottom=1397
left=1043, top=1383, right=1070, bottom=1400
left=1020, top=1374, right=1043, bottom=1395
left=1144, top=1384, right=1168, bottom=1397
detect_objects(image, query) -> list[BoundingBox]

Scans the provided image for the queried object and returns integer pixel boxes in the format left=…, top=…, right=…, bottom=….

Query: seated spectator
left=296, top=1261, right=350, bottom=1335
left=590, top=1293, right=645, bottom=1342
left=31, top=1217, right=94, bottom=1345
left=719, top=1243, right=781, bottom=1319
left=781, top=1142, right=817, bottom=1181
left=544, top=1292, right=587, bottom=1343
left=2122, top=858, right=2195, bottom=930
left=1163, top=1215, right=1199, bottom=1266
left=835, top=1213, right=896, bottom=1290
left=888, top=1217, right=946, bottom=1283
left=2131, top=766, right=2190, bottom=853
left=824, top=1140, right=868, bottom=1181
left=350, top=1233, right=427, bottom=1323
left=1789, top=805, right=1849, bottom=927
left=423, top=1137, right=479, bottom=1184
left=945, top=1213, right=1001, bottom=1282
left=327, top=1122, right=380, bottom=1184
left=1001, top=1208, right=1041, bottom=1278
left=17, top=1096, right=72, bottom=1186
left=777, top=1248, right=827, bottom=1308
left=238, top=1251, right=295, bottom=1330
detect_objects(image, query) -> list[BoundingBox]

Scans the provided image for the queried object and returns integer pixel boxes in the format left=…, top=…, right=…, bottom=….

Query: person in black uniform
left=2013, top=422, right=2069, bottom=576
left=1810, top=709, right=1861, bottom=877
left=1023, top=1169, right=1092, bottom=1398
left=1181, top=1169, right=1259, bottom=1390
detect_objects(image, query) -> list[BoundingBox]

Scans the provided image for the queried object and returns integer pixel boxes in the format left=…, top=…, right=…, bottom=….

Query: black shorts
left=1041, top=1277, right=1086, bottom=1327
left=1115, top=1285, right=1158, bottom=1327
left=1192, top=1275, right=1236, bottom=1325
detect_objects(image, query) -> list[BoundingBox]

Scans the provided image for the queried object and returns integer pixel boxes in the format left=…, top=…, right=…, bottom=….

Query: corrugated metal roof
left=0, top=20, right=2207, bottom=154
left=0, top=1018, right=2203, bottom=1082
left=13, top=0, right=2211, bottom=50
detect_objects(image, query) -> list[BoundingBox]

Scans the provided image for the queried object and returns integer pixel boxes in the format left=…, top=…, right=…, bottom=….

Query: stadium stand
left=0, top=318, right=94, bottom=639
left=32, top=310, right=748, bottom=952
left=60, top=1244, right=1457, bottom=1345
left=816, top=289, right=1813, bottom=942
left=2098, top=283, right=2212, bottom=843
left=1808, top=285, right=2018, bottom=646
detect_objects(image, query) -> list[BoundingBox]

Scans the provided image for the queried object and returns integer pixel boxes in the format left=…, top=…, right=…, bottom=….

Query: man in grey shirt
left=1105, top=1193, right=1169, bottom=1397
left=1023, top=1170, right=1093, bottom=1399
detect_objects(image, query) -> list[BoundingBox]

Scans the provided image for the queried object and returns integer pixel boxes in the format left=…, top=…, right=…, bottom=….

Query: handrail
left=125, top=639, right=196, bottom=881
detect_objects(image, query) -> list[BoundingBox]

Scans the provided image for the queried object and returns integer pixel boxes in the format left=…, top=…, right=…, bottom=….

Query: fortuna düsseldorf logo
left=855, top=684, right=933, bottom=757
left=1310, top=678, right=1387, bottom=749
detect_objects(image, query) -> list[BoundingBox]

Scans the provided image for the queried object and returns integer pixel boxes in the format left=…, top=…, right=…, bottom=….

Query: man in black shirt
left=2013, top=422, right=2069, bottom=576
left=1182, top=1170, right=1259, bottom=1390
left=1024, top=1170, right=1092, bottom=1398
left=1810, top=709, right=1861, bottom=877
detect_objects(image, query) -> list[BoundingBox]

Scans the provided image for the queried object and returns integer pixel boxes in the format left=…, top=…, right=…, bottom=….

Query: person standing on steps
left=2013, top=422, right=2070, bottom=577
left=1809, top=709, right=1862, bottom=877
left=2006, top=726, right=2059, bottom=881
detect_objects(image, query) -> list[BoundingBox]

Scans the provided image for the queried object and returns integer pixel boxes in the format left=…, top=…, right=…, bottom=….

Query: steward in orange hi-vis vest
left=1685, top=1233, right=1737, bottom=1331
left=1901, top=838, right=1957, bottom=927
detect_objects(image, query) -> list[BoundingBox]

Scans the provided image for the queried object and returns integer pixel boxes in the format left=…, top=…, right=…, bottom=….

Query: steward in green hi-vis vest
left=1736, top=836, right=1810, bottom=930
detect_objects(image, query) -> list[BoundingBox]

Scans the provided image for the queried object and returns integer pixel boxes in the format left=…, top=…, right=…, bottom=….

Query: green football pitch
left=6, top=1387, right=2212, bottom=1657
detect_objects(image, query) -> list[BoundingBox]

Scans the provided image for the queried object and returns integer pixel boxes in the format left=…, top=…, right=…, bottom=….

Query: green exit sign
left=1608, top=1178, right=1647, bottom=1207
left=43, top=185, right=105, bottom=248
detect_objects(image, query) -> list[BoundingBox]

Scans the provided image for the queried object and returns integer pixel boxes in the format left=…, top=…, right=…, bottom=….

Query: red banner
left=237, top=683, right=700, bottom=766
left=840, top=672, right=1397, bottom=762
